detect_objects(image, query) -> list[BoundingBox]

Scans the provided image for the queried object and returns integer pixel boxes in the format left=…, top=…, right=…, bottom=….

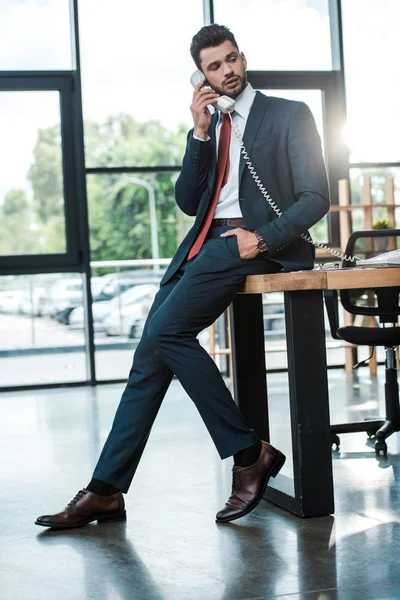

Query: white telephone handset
left=190, top=69, right=235, bottom=114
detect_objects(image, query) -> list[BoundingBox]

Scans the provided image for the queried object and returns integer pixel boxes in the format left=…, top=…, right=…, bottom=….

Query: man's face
left=199, top=40, right=247, bottom=99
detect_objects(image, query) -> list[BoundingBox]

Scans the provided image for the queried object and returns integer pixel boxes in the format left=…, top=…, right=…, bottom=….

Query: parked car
left=68, top=301, right=114, bottom=332
left=70, top=283, right=159, bottom=335
left=94, top=269, right=165, bottom=302
left=50, top=270, right=164, bottom=326
left=0, top=290, right=24, bottom=314
left=18, top=286, right=51, bottom=317
left=103, top=284, right=159, bottom=338
left=46, top=277, right=84, bottom=324
left=263, top=293, right=285, bottom=335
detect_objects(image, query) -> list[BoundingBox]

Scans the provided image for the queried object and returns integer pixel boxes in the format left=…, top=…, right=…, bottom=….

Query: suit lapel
left=239, top=91, right=271, bottom=183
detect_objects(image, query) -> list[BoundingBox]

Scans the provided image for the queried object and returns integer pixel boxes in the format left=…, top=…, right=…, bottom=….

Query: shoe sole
left=215, top=451, right=286, bottom=523
left=34, top=510, right=127, bottom=529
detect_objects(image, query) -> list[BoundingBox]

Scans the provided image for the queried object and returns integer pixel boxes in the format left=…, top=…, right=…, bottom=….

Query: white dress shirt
left=193, top=83, right=256, bottom=218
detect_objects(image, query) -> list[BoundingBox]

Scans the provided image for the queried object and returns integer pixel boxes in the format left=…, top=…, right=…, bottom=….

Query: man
left=36, top=24, right=329, bottom=529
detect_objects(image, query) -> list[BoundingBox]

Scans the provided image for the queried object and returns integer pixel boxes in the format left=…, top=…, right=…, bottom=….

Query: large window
left=0, top=91, right=66, bottom=256
left=78, top=0, right=203, bottom=168
left=0, top=273, right=89, bottom=386
left=87, top=171, right=194, bottom=380
left=342, top=0, right=400, bottom=163
left=0, top=0, right=72, bottom=70
left=214, top=0, right=332, bottom=70
left=3, top=1, right=388, bottom=389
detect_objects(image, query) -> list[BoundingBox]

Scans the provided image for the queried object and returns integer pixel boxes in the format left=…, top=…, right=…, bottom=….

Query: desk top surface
left=242, top=267, right=400, bottom=294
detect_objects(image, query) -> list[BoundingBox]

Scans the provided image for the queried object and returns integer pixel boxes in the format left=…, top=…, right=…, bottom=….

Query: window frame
left=0, top=71, right=82, bottom=274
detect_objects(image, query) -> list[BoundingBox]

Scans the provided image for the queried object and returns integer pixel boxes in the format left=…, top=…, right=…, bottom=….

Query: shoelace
left=231, top=470, right=242, bottom=494
left=67, top=489, right=87, bottom=508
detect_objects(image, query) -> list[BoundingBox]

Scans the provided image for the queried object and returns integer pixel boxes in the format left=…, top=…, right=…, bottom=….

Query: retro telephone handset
left=190, top=69, right=236, bottom=114
left=190, top=69, right=357, bottom=264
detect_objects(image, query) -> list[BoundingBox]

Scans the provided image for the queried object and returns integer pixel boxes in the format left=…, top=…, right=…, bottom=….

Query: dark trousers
left=93, top=226, right=280, bottom=492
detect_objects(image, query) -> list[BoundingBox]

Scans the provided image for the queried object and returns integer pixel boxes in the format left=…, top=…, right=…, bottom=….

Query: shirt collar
left=218, top=82, right=256, bottom=123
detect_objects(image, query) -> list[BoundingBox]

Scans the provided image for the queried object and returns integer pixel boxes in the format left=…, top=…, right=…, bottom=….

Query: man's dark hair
left=190, top=24, right=239, bottom=70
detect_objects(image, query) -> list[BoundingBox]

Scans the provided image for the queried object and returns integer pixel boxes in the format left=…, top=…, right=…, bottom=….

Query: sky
left=0, top=0, right=399, bottom=204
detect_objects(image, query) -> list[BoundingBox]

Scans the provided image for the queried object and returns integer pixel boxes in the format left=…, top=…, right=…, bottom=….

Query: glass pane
left=259, top=89, right=329, bottom=243
left=0, top=0, right=72, bottom=70
left=90, top=266, right=166, bottom=381
left=87, top=171, right=194, bottom=380
left=0, top=91, right=67, bottom=256
left=79, top=0, right=203, bottom=168
left=349, top=167, right=400, bottom=232
left=342, top=0, right=400, bottom=162
left=88, top=264, right=220, bottom=382
left=214, top=0, right=332, bottom=70
left=0, top=273, right=88, bottom=386
left=87, top=172, right=193, bottom=262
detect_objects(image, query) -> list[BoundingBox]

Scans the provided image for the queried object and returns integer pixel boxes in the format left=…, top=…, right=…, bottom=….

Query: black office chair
left=324, top=229, right=400, bottom=455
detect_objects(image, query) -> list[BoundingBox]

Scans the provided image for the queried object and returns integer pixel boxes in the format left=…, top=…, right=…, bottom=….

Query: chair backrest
left=341, top=229, right=400, bottom=325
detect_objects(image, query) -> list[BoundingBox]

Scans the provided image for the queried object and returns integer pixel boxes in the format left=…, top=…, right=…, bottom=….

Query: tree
left=84, top=114, right=187, bottom=168
left=2, top=114, right=190, bottom=261
left=83, top=114, right=190, bottom=262
left=28, top=124, right=64, bottom=223
left=2, top=189, right=29, bottom=217
left=0, top=189, right=38, bottom=255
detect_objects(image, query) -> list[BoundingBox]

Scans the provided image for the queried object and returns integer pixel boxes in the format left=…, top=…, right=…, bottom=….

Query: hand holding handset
left=190, top=70, right=235, bottom=114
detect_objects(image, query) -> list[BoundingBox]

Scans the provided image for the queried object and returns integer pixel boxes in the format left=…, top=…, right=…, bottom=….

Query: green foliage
left=0, top=188, right=37, bottom=255
left=372, top=218, right=391, bottom=229
left=84, top=114, right=189, bottom=261
left=84, top=115, right=187, bottom=168
left=3, top=189, right=29, bottom=217
left=1, top=113, right=189, bottom=260
left=28, top=124, right=64, bottom=223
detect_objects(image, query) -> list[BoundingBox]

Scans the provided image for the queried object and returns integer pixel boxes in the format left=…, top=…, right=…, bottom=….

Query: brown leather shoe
left=35, top=489, right=126, bottom=529
left=216, top=441, right=286, bottom=523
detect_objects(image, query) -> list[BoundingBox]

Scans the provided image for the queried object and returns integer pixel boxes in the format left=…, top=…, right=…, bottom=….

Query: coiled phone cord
left=229, top=113, right=358, bottom=264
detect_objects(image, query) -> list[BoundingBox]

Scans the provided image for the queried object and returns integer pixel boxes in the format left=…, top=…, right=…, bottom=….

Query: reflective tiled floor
left=1, top=367, right=400, bottom=600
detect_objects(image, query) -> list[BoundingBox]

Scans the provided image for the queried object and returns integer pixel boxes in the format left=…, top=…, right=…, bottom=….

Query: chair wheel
left=375, top=440, right=387, bottom=456
left=366, top=430, right=376, bottom=438
left=331, top=434, right=340, bottom=450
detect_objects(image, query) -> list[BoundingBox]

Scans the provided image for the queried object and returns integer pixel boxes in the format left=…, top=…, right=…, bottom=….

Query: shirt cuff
left=193, top=133, right=210, bottom=142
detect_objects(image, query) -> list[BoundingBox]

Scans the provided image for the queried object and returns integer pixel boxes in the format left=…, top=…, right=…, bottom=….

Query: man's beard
left=212, top=73, right=247, bottom=99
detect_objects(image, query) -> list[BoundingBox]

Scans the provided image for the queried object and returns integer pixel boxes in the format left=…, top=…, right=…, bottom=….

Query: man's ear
left=240, top=52, right=247, bottom=70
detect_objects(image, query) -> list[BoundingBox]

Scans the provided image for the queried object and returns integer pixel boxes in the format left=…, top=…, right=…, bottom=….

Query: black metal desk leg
left=276, top=289, right=334, bottom=517
left=231, top=290, right=334, bottom=518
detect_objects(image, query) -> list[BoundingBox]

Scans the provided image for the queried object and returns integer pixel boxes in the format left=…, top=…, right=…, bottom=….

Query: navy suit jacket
left=161, top=91, right=330, bottom=286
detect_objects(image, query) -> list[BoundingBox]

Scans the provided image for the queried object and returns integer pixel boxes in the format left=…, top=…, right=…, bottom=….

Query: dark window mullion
left=86, top=166, right=181, bottom=174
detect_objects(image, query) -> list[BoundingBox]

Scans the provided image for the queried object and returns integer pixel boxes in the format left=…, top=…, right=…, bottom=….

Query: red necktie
left=187, top=114, right=231, bottom=260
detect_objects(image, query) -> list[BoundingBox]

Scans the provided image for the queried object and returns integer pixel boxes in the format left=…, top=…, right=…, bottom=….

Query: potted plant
left=372, top=218, right=391, bottom=251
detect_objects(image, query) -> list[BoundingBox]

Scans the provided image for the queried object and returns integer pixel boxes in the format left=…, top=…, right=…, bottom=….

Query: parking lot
left=0, top=307, right=360, bottom=388
left=2, top=268, right=373, bottom=387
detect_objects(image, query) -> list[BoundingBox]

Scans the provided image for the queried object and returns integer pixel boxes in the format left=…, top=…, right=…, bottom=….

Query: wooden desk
left=230, top=267, right=400, bottom=517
